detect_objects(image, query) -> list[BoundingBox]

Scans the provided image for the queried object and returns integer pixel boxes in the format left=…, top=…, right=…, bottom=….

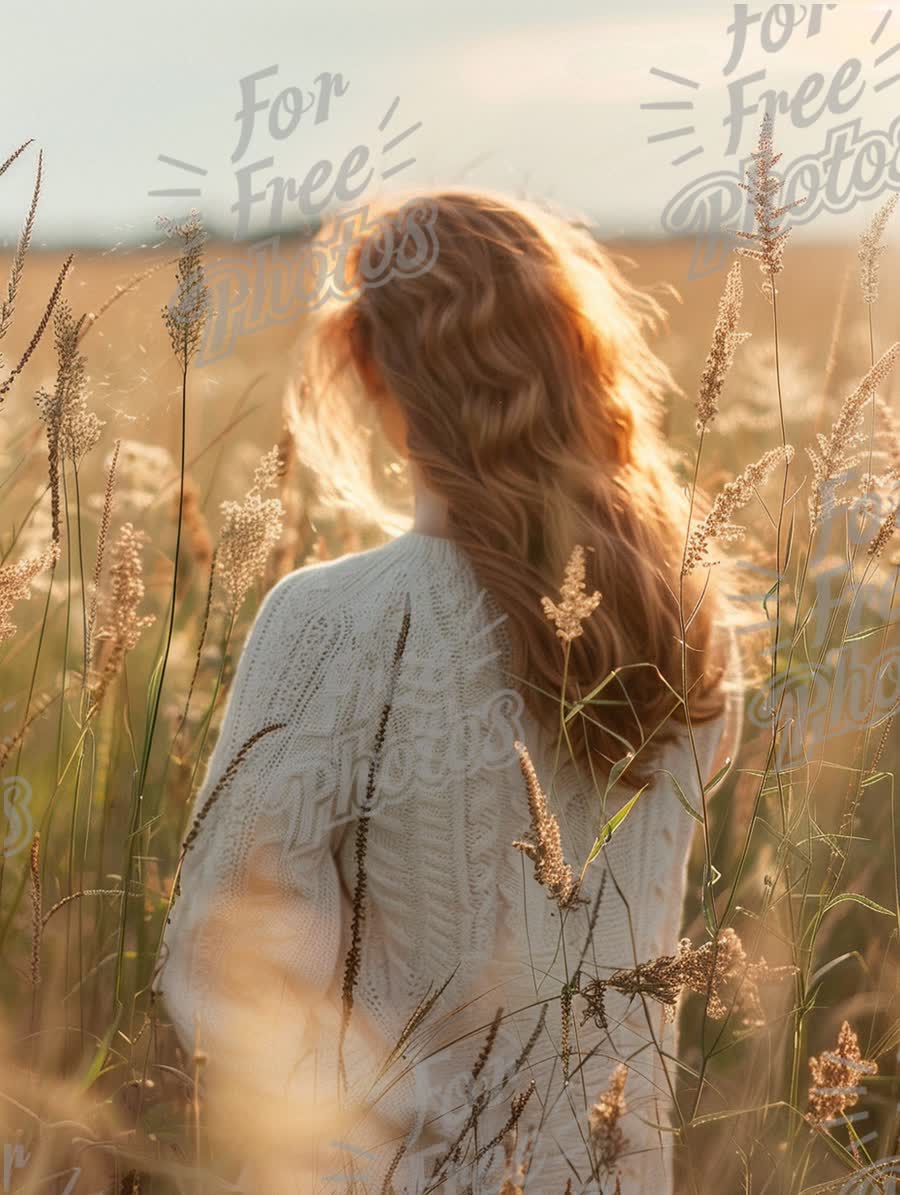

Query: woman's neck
left=410, top=460, right=450, bottom=538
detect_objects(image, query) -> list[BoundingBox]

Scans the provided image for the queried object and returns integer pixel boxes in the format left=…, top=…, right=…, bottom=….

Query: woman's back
left=159, top=529, right=742, bottom=1193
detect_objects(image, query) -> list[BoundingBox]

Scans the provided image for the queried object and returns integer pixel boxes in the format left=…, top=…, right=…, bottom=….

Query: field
left=1, top=171, right=899, bottom=1195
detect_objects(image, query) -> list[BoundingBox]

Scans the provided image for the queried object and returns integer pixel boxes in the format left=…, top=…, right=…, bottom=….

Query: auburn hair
left=287, top=188, right=742, bottom=790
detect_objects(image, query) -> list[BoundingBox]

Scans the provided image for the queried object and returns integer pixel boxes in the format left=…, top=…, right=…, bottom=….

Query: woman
left=157, top=189, right=745, bottom=1193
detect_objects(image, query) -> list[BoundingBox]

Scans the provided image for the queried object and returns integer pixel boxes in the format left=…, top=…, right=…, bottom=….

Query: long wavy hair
left=286, top=188, right=743, bottom=789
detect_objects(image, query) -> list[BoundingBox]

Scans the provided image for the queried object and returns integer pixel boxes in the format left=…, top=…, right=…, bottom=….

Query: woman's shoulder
left=277, top=528, right=460, bottom=592
left=259, top=530, right=473, bottom=641
left=235, top=531, right=489, bottom=748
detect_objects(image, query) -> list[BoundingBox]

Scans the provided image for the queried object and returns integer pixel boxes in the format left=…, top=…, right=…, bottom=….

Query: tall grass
left=0, top=122, right=898, bottom=1193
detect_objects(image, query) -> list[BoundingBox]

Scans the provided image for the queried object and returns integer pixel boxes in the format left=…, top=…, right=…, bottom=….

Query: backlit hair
left=286, top=188, right=743, bottom=789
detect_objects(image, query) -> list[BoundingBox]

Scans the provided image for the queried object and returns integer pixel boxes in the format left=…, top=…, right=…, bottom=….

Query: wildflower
left=682, top=445, right=795, bottom=574
left=541, top=544, right=602, bottom=643
left=696, top=260, right=750, bottom=432
left=806, top=1021, right=877, bottom=1126
left=589, top=1063, right=629, bottom=1174
left=859, top=192, right=898, bottom=304
left=217, top=446, right=286, bottom=611
left=512, top=740, right=584, bottom=910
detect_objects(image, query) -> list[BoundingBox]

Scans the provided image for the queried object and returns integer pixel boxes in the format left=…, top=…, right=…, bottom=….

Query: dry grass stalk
left=44, top=389, right=63, bottom=547
left=867, top=504, right=897, bottom=559
left=808, top=343, right=900, bottom=525
left=579, top=927, right=794, bottom=1030
left=806, top=1020, right=877, bottom=1126
left=419, top=937, right=539, bottom=1180
left=505, top=1003, right=548, bottom=1087
left=29, top=831, right=41, bottom=989
left=512, top=739, right=584, bottom=910
left=589, top=1062, right=629, bottom=1174
left=175, top=473, right=214, bottom=574
left=34, top=300, right=104, bottom=461
left=734, top=111, right=805, bottom=300
left=873, top=394, right=900, bottom=474
left=87, top=523, right=156, bottom=714
left=41, top=886, right=133, bottom=926
left=682, top=445, right=795, bottom=574
left=472, top=1081, right=536, bottom=1165
left=0, top=138, right=34, bottom=181
left=270, top=422, right=302, bottom=581
left=0, top=143, right=71, bottom=408
left=371, top=970, right=460, bottom=1094
left=176, top=722, right=287, bottom=877
left=76, top=254, right=180, bottom=346
left=380, top=1140, right=408, bottom=1194
left=430, top=1088, right=492, bottom=1180
left=815, top=261, right=852, bottom=437
left=86, top=439, right=120, bottom=662
left=172, top=548, right=218, bottom=755
left=217, top=446, right=286, bottom=611
left=340, top=598, right=412, bottom=1083
left=0, top=252, right=73, bottom=404
left=560, top=979, right=573, bottom=1083
left=541, top=544, right=602, bottom=643
left=0, top=543, right=60, bottom=643
left=857, top=391, right=900, bottom=509
left=497, top=1128, right=534, bottom=1194
left=859, top=192, right=898, bottom=304
left=695, top=259, right=750, bottom=432
left=472, top=1006, right=504, bottom=1087
left=0, top=691, right=54, bottom=772
left=158, top=209, right=211, bottom=366
left=0, top=148, right=42, bottom=345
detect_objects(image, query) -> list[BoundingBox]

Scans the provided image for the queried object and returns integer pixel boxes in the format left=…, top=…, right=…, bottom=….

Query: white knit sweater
left=158, top=530, right=743, bottom=1195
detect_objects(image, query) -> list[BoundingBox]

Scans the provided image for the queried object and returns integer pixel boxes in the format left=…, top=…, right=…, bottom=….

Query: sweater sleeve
left=155, top=570, right=352, bottom=1104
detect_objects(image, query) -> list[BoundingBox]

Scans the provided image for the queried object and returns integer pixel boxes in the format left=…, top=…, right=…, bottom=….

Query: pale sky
left=2, top=0, right=897, bottom=246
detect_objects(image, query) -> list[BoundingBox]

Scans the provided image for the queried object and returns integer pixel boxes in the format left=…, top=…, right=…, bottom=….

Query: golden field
left=1, top=209, right=899, bottom=1195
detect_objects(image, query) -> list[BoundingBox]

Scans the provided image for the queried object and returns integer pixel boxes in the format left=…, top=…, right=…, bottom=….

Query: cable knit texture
left=158, top=530, right=744, bottom=1194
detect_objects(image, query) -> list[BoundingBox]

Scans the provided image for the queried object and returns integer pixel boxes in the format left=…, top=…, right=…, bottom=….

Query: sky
left=2, top=0, right=898, bottom=248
